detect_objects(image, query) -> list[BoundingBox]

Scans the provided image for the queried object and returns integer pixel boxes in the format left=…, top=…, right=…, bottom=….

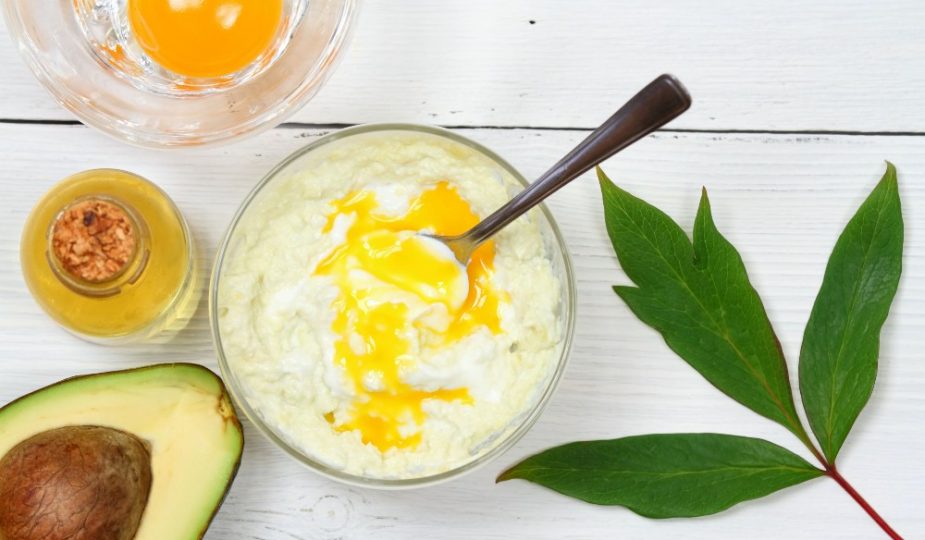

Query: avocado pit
left=0, top=425, right=152, bottom=540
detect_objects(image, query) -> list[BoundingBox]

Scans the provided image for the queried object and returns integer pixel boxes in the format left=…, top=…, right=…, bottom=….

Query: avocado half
left=0, top=363, right=244, bottom=540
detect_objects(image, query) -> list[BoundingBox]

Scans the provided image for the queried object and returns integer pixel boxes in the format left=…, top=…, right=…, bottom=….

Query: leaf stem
left=826, top=466, right=902, bottom=539
left=792, top=424, right=828, bottom=466
left=795, top=428, right=900, bottom=538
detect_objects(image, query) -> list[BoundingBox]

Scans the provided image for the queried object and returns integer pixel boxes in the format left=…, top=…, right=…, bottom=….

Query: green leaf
left=598, top=169, right=809, bottom=443
left=799, top=163, right=903, bottom=463
left=497, top=434, right=824, bottom=518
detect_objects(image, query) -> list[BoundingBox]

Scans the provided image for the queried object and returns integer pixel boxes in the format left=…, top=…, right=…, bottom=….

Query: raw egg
left=128, top=0, right=283, bottom=78
left=315, top=182, right=504, bottom=451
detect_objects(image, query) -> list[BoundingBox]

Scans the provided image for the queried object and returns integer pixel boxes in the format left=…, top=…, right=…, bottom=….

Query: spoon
left=427, top=74, right=692, bottom=267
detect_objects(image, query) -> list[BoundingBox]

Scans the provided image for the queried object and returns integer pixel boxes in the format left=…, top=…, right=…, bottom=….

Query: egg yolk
left=315, top=182, right=504, bottom=451
left=128, top=0, right=283, bottom=78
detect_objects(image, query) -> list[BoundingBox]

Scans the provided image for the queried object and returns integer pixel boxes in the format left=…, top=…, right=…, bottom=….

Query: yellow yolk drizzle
left=128, top=0, right=283, bottom=78
left=315, top=182, right=504, bottom=451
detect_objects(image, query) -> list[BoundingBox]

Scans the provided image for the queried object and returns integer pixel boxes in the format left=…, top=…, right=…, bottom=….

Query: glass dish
left=210, top=124, right=576, bottom=488
left=3, top=0, right=356, bottom=148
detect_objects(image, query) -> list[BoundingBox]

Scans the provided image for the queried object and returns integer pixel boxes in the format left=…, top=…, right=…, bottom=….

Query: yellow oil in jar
left=20, top=169, right=200, bottom=343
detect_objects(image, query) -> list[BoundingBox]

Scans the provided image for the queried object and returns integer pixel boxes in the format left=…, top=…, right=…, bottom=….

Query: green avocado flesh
left=0, top=363, right=244, bottom=540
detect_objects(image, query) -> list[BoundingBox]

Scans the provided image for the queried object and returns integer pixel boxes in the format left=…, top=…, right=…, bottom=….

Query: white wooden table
left=1, top=1, right=924, bottom=538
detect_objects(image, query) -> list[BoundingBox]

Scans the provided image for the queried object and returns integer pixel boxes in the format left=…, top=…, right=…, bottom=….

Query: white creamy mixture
left=218, top=130, right=563, bottom=479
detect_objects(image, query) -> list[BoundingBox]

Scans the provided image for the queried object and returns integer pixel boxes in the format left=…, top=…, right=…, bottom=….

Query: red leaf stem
left=826, top=466, right=902, bottom=539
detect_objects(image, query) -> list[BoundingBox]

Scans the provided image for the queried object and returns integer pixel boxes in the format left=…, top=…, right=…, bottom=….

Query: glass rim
left=209, top=123, right=577, bottom=488
left=2, top=0, right=358, bottom=148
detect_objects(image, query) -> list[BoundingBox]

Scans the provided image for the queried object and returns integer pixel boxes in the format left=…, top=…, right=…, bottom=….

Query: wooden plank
left=0, top=124, right=922, bottom=539
left=1, top=0, right=924, bottom=132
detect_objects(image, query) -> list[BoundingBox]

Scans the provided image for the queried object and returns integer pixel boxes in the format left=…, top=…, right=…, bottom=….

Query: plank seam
left=1, top=118, right=924, bottom=137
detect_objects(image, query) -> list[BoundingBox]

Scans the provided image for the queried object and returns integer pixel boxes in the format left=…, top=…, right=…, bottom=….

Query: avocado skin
left=0, top=363, right=245, bottom=540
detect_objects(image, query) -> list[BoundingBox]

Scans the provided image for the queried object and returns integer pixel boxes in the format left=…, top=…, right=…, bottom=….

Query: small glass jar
left=21, top=169, right=200, bottom=344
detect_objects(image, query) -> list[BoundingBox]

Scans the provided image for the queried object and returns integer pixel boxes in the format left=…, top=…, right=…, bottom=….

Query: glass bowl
left=3, top=0, right=356, bottom=148
left=210, top=124, right=576, bottom=488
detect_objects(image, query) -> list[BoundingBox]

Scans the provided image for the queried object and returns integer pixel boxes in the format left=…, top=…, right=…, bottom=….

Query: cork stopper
left=51, top=199, right=136, bottom=283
